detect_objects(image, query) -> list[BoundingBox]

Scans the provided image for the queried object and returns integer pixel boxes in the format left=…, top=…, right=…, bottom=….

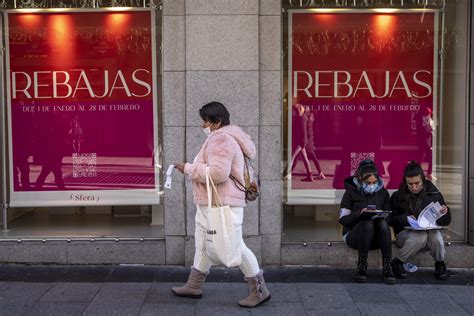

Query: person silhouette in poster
left=69, top=115, right=83, bottom=153
left=14, top=149, right=31, bottom=191
left=416, top=106, right=435, bottom=180
left=13, top=104, right=33, bottom=191
left=287, top=103, right=314, bottom=182
left=35, top=112, right=67, bottom=190
left=304, top=107, right=325, bottom=179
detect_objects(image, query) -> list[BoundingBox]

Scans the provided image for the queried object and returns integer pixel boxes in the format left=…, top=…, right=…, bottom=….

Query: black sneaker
left=435, top=261, right=449, bottom=280
left=391, top=258, right=408, bottom=279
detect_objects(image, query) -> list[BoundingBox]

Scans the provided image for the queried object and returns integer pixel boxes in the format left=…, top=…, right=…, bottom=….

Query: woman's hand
left=360, top=208, right=368, bottom=214
left=440, top=205, right=448, bottom=215
left=175, top=163, right=185, bottom=174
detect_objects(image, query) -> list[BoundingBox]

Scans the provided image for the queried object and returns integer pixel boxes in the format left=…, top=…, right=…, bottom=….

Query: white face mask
left=203, top=126, right=211, bottom=136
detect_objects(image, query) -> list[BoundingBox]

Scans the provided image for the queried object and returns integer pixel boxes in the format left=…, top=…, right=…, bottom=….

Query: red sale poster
left=288, top=10, right=438, bottom=204
left=5, top=9, right=160, bottom=206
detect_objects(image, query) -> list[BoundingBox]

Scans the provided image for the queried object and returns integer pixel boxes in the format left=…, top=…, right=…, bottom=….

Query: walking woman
left=172, top=101, right=271, bottom=308
left=339, top=159, right=396, bottom=284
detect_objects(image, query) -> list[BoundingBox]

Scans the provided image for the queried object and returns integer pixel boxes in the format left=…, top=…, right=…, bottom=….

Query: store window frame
left=281, top=0, right=471, bottom=244
left=0, top=1, right=164, bottom=239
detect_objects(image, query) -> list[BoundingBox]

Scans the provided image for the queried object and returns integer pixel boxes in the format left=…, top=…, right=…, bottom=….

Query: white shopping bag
left=204, top=167, right=242, bottom=267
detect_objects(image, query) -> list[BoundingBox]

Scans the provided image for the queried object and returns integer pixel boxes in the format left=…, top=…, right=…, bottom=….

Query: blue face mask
left=363, top=183, right=378, bottom=194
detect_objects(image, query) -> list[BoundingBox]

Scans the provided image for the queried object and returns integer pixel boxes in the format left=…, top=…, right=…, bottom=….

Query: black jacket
left=389, top=180, right=451, bottom=236
left=339, top=176, right=391, bottom=236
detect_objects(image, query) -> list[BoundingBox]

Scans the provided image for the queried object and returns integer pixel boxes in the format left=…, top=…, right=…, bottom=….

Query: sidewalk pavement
left=0, top=265, right=473, bottom=315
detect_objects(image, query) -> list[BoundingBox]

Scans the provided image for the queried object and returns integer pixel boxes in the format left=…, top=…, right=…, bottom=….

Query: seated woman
left=339, top=159, right=396, bottom=284
left=389, top=161, right=450, bottom=280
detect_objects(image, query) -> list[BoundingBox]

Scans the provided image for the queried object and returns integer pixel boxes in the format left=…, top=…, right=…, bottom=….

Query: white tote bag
left=204, top=168, right=242, bottom=267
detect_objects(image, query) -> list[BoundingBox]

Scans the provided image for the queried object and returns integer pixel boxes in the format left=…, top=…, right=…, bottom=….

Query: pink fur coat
left=184, top=125, right=256, bottom=207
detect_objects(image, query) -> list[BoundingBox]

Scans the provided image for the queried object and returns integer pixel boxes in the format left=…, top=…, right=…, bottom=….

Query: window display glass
left=282, top=0, right=469, bottom=242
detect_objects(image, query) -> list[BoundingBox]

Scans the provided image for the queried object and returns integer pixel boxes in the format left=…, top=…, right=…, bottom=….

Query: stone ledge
left=1, top=240, right=471, bottom=267
left=0, top=240, right=166, bottom=265
left=281, top=242, right=474, bottom=268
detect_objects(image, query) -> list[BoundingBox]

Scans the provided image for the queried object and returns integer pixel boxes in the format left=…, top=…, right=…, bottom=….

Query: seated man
left=389, top=161, right=451, bottom=280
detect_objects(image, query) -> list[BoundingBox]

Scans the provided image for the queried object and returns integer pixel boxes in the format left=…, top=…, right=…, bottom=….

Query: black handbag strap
left=229, top=174, right=247, bottom=193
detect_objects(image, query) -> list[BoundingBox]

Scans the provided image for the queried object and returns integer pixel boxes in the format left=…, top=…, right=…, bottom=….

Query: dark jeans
left=346, top=218, right=392, bottom=258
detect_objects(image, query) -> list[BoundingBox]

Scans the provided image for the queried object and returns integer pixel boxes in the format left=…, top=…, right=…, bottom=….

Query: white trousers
left=193, top=204, right=260, bottom=278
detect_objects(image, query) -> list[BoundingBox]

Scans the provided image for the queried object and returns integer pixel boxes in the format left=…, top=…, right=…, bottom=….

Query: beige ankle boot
left=171, top=268, right=207, bottom=299
left=238, top=270, right=271, bottom=308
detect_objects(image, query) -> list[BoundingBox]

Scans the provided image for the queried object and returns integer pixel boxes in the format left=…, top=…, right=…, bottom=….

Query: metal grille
left=284, top=0, right=444, bottom=8
left=1, top=0, right=160, bottom=9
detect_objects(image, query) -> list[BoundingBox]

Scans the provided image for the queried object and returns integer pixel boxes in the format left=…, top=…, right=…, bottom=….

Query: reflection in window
left=282, top=0, right=469, bottom=242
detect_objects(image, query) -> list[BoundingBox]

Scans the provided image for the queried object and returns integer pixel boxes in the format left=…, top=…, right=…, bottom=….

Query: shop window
left=0, top=1, right=164, bottom=239
left=282, top=0, right=469, bottom=242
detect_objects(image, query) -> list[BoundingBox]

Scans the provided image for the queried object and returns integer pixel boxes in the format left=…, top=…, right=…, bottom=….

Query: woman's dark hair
left=199, top=102, right=230, bottom=127
left=356, top=159, right=379, bottom=181
left=403, top=160, right=426, bottom=183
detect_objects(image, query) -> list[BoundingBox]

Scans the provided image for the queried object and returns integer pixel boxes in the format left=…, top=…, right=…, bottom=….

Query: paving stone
left=145, top=282, right=199, bottom=304
left=27, top=302, right=89, bottom=316
left=40, top=283, right=100, bottom=302
left=356, top=303, right=415, bottom=316
left=139, top=303, right=195, bottom=316
left=0, top=282, right=52, bottom=302
left=99, top=282, right=151, bottom=292
left=195, top=302, right=251, bottom=316
left=344, top=284, right=405, bottom=304
left=0, top=303, right=34, bottom=315
left=250, top=302, right=305, bottom=316
left=0, top=282, right=53, bottom=315
left=398, top=284, right=468, bottom=315
left=261, top=283, right=300, bottom=303
left=198, top=282, right=248, bottom=303
left=442, top=285, right=474, bottom=313
left=297, top=283, right=359, bottom=314
left=83, top=283, right=150, bottom=315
